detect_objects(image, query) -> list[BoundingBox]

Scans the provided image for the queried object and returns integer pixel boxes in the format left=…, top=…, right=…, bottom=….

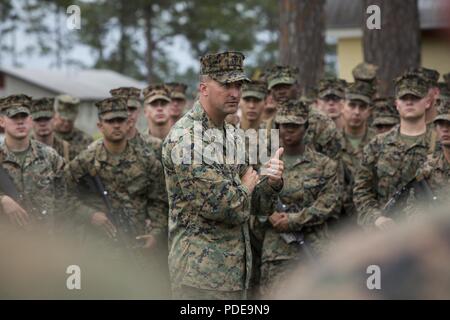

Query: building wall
left=336, top=32, right=450, bottom=82
left=0, top=74, right=55, bottom=98
left=336, top=37, right=363, bottom=81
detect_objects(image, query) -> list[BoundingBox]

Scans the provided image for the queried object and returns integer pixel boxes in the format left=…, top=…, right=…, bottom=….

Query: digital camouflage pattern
left=130, top=130, right=162, bottom=161
left=55, top=127, right=93, bottom=159
left=434, top=98, right=450, bottom=122
left=142, top=84, right=171, bottom=104
left=30, top=98, right=54, bottom=119
left=162, top=100, right=281, bottom=294
left=352, top=62, right=378, bottom=83
left=166, top=82, right=188, bottom=100
left=415, top=151, right=450, bottom=202
left=109, top=87, right=141, bottom=108
left=54, top=95, right=80, bottom=121
left=266, top=65, right=298, bottom=90
left=65, top=139, right=168, bottom=244
left=407, top=67, right=440, bottom=87
left=266, top=103, right=342, bottom=160
left=340, top=127, right=377, bottom=217
left=0, top=139, right=68, bottom=230
left=317, top=77, right=347, bottom=99
left=353, top=125, right=436, bottom=226
left=394, top=72, right=430, bottom=99
left=95, top=96, right=128, bottom=120
left=274, top=100, right=308, bottom=125
left=372, top=97, right=400, bottom=127
left=242, top=80, right=268, bottom=100
left=345, top=81, right=374, bottom=105
left=200, top=51, right=250, bottom=84
left=258, top=147, right=341, bottom=293
left=0, top=94, right=32, bottom=117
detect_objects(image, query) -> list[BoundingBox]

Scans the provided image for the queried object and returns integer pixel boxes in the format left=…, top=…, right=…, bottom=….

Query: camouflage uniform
left=259, top=100, right=341, bottom=294
left=166, top=82, right=188, bottom=101
left=30, top=97, right=73, bottom=162
left=371, top=97, right=400, bottom=131
left=340, top=82, right=377, bottom=218
left=265, top=66, right=342, bottom=160
left=317, top=77, right=347, bottom=101
left=354, top=72, right=436, bottom=227
left=65, top=97, right=168, bottom=257
left=162, top=52, right=281, bottom=299
left=414, top=100, right=450, bottom=203
left=142, top=84, right=172, bottom=142
left=109, top=87, right=162, bottom=160
left=352, top=62, right=378, bottom=91
left=0, top=95, right=68, bottom=232
left=54, top=95, right=93, bottom=158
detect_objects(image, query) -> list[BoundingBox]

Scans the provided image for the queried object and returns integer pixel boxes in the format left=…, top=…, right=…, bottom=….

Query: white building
left=0, top=67, right=146, bottom=135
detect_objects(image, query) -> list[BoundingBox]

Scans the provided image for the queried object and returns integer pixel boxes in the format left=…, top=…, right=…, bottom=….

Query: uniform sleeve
left=146, top=156, right=169, bottom=243
left=63, top=155, right=99, bottom=224
left=287, top=157, right=342, bottom=230
left=353, top=141, right=384, bottom=227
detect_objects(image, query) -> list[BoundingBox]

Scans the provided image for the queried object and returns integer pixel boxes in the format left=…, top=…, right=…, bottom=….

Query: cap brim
left=6, top=106, right=30, bottom=117
left=32, top=111, right=54, bottom=119
left=318, top=89, right=344, bottom=99
left=211, top=71, right=250, bottom=84
left=346, top=93, right=371, bottom=105
left=100, top=111, right=129, bottom=120
left=434, top=115, right=450, bottom=122
left=268, top=77, right=296, bottom=90
left=242, top=91, right=265, bottom=100
left=171, top=92, right=187, bottom=100
left=145, top=95, right=171, bottom=104
left=396, top=88, right=427, bottom=99
left=127, top=99, right=141, bottom=108
left=274, top=115, right=307, bottom=125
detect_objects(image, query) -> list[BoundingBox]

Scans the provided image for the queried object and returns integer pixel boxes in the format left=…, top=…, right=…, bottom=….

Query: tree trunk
left=279, top=0, right=325, bottom=95
left=363, top=0, right=421, bottom=96
left=144, top=5, right=154, bottom=84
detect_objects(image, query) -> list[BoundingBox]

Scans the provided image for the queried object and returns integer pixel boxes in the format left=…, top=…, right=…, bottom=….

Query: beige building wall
left=336, top=33, right=450, bottom=82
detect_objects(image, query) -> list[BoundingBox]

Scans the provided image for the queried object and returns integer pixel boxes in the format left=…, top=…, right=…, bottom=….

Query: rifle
left=383, top=178, right=437, bottom=216
left=77, top=174, right=145, bottom=251
left=0, top=166, right=21, bottom=201
left=276, top=198, right=316, bottom=262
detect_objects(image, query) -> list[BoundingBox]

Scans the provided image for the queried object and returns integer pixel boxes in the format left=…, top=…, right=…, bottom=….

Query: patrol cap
left=266, top=65, right=298, bottom=90
left=434, top=99, right=450, bottom=123
left=142, top=84, right=171, bottom=105
left=372, top=97, right=400, bottom=126
left=274, top=100, right=308, bottom=125
left=0, top=94, right=32, bottom=117
left=95, top=97, right=128, bottom=120
left=317, top=77, right=347, bottom=99
left=345, top=81, right=374, bottom=105
left=30, top=98, right=55, bottom=120
left=166, top=82, right=188, bottom=100
left=54, top=94, right=80, bottom=121
left=394, top=72, right=430, bottom=99
left=109, top=87, right=141, bottom=108
left=242, top=80, right=268, bottom=100
left=200, top=51, right=250, bottom=84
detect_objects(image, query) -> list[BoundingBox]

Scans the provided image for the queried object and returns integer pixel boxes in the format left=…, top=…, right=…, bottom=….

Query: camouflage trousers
left=172, top=285, right=246, bottom=300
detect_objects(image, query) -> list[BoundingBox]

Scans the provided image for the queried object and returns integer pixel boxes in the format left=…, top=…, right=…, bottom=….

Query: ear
left=395, top=99, right=400, bottom=112
left=0, top=116, right=5, bottom=128
left=97, top=120, right=102, bottom=131
left=424, top=96, right=432, bottom=110
left=199, top=81, right=208, bottom=97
